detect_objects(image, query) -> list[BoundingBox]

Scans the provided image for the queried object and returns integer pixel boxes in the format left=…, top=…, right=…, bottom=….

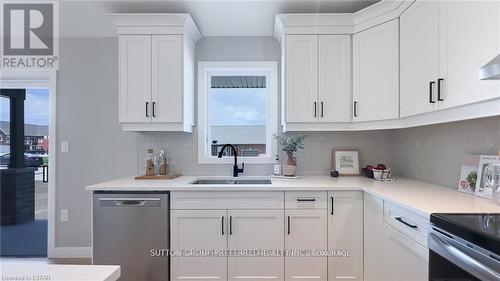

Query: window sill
left=198, top=156, right=277, bottom=165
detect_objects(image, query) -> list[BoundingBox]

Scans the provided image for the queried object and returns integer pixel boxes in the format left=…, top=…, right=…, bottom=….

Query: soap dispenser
left=273, top=154, right=281, bottom=176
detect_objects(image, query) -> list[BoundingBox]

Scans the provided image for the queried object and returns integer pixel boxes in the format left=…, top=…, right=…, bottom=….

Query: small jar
left=145, top=149, right=155, bottom=176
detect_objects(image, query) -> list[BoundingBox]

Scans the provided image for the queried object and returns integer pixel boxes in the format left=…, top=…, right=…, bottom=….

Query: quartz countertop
left=86, top=175, right=500, bottom=218
left=0, top=263, right=120, bottom=281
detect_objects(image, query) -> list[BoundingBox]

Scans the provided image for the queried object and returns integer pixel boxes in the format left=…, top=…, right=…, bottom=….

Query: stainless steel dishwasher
left=93, top=191, right=169, bottom=281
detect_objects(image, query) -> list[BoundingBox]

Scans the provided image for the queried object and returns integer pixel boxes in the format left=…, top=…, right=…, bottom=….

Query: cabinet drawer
left=171, top=191, right=284, bottom=210
left=383, top=201, right=429, bottom=248
left=285, top=191, right=327, bottom=209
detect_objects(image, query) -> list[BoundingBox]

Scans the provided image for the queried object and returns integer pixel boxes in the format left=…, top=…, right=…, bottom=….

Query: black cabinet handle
left=145, top=102, right=149, bottom=117
left=297, top=198, right=316, bottom=202
left=229, top=216, right=233, bottom=235
left=221, top=216, right=225, bottom=235
left=429, top=82, right=436, bottom=104
left=287, top=216, right=291, bottom=235
left=152, top=102, right=156, bottom=117
left=354, top=101, right=358, bottom=117
left=320, top=102, right=324, bottom=117
left=395, top=217, right=418, bottom=229
left=330, top=196, right=334, bottom=215
left=313, top=102, right=317, bottom=117
left=437, top=78, right=444, bottom=101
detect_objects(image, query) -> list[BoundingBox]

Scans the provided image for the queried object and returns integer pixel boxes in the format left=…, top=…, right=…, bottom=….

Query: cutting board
left=134, top=174, right=182, bottom=180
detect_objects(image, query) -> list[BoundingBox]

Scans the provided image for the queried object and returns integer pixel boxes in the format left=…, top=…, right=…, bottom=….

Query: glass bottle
left=145, top=148, right=155, bottom=176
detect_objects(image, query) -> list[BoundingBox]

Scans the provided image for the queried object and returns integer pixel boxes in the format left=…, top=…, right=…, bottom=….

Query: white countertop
left=86, top=175, right=500, bottom=218
left=0, top=263, right=120, bottom=281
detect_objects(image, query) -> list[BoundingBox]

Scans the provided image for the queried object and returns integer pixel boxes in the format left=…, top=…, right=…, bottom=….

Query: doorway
left=0, top=88, right=50, bottom=257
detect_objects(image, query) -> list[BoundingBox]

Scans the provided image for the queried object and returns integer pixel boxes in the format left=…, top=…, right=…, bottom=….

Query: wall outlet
left=61, top=141, right=69, bottom=153
left=60, top=209, right=69, bottom=222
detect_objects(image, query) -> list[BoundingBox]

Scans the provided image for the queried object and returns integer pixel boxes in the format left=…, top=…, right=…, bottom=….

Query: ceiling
left=59, top=0, right=379, bottom=37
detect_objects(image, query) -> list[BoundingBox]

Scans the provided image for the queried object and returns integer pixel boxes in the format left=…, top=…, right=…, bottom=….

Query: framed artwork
left=475, top=155, right=500, bottom=199
left=333, top=150, right=360, bottom=176
left=458, top=154, right=481, bottom=194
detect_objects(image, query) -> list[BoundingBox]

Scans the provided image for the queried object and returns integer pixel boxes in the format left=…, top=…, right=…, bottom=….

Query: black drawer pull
left=221, top=216, right=225, bottom=235
left=296, top=198, right=316, bottom=202
left=429, top=81, right=436, bottom=104
left=145, top=102, right=149, bottom=117
left=330, top=196, right=334, bottom=215
left=437, top=78, right=444, bottom=101
left=287, top=216, right=291, bottom=235
left=395, top=217, right=418, bottom=229
left=229, top=216, right=233, bottom=235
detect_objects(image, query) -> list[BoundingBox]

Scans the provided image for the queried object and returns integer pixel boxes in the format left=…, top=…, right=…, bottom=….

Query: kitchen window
left=197, top=62, right=278, bottom=164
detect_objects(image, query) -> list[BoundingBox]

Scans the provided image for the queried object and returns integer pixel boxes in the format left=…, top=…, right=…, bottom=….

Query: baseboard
left=49, top=247, right=92, bottom=259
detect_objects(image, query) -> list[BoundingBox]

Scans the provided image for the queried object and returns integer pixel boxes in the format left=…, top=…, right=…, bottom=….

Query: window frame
left=197, top=61, right=278, bottom=164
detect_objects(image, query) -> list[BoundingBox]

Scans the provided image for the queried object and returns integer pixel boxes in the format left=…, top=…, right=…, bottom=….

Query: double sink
left=190, top=178, right=272, bottom=185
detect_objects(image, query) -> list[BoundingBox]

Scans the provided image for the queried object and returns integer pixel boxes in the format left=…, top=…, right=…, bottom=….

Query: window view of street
left=0, top=88, right=49, bottom=256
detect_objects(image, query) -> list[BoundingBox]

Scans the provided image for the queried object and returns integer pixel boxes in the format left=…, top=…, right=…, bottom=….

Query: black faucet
left=217, top=144, right=244, bottom=177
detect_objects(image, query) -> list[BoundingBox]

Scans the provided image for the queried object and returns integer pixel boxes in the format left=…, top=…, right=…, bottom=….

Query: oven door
left=429, top=230, right=500, bottom=281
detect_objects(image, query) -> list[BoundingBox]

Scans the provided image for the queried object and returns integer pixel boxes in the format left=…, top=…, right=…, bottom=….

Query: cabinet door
left=385, top=225, right=429, bottom=281
left=400, top=1, right=439, bottom=117
left=227, top=210, right=284, bottom=281
left=119, top=35, right=152, bottom=123
left=363, top=194, right=387, bottom=281
left=327, top=191, right=363, bottom=281
left=285, top=210, right=327, bottom=281
left=439, top=1, right=500, bottom=108
left=318, top=35, right=352, bottom=123
left=285, top=35, right=318, bottom=123
left=353, top=19, right=399, bottom=122
left=152, top=35, right=183, bottom=123
left=170, top=210, right=227, bottom=281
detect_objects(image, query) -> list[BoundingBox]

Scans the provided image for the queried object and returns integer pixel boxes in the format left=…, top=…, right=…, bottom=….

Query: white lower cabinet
left=171, top=208, right=284, bottom=281
left=227, top=210, right=284, bottom=281
left=384, top=224, right=428, bottom=281
left=170, top=210, right=227, bottom=281
left=363, top=193, right=429, bottom=281
left=285, top=210, right=328, bottom=280
left=327, top=191, right=363, bottom=281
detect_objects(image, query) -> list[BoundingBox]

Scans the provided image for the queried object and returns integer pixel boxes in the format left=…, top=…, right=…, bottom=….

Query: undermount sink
left=190, top=178, right=272, bottom=185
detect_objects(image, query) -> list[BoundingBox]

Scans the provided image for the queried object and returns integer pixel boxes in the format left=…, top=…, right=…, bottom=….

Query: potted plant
left=274, top=135, right=306, bottom=176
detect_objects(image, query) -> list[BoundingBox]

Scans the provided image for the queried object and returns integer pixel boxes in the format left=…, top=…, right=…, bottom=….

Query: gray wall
left=392, top=116, right=500, bottom=188
left=56, top=37, right=138, bottom=247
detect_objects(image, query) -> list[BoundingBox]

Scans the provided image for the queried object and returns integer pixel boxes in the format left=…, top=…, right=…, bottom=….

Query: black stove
left=429, top=213, right=500, bottom=281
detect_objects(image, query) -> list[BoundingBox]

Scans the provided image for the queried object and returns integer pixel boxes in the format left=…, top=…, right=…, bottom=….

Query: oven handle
left=429, top=232, right=500, bottom=281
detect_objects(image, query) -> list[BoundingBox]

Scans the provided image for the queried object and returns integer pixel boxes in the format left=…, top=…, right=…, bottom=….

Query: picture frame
left=457, top=154, right=481, bottom=194
left=333, top=150, right=360, bottom=176
left=475, top=155, right=500, bottom=199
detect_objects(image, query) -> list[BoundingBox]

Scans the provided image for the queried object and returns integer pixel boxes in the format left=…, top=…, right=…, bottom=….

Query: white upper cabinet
left=438, top=1, right=500, bottom=109
left=119, top=35, right=152, bottom=123
left=151, top=35, right=183, bottom=123
left=285, top=35, right=318, bottom=123
left=400, top=1, right=439, bottom=118
left=284, top=34, right=352, bottom=125
left=318, top=35, right=352, bottom=123
left=353, top=19, right=400, bottom=122
left=110, top=14, right=201, bottom=132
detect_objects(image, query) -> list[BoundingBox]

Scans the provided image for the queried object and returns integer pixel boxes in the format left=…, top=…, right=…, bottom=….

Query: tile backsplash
left=137, top=129, right=394, bottom=177
left=137, top=116, right=500, bottom=189
left=392, top=116, right=500, bottom=188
